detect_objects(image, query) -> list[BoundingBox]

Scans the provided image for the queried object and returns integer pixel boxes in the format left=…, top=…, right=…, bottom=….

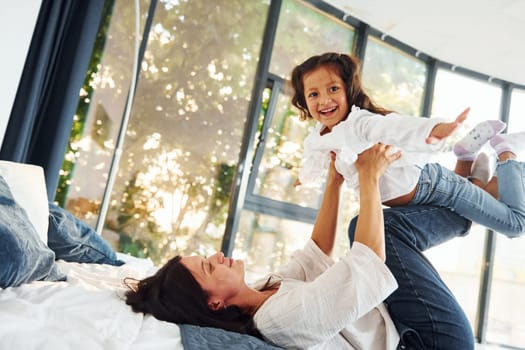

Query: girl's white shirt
left=252, top=239, right=400, bottom=349
left=299, top=105, right=445, bottom=201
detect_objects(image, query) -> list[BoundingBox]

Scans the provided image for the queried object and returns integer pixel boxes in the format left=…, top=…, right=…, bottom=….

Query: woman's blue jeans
left=349, top=206, right=475, bottom=350
left=410, top=160, right=525, bottom=237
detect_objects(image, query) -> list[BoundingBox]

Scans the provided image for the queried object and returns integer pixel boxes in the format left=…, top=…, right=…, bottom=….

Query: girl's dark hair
left=291, top=52, right=393, bottom=120
left=124, top=255, right=263, bottom=338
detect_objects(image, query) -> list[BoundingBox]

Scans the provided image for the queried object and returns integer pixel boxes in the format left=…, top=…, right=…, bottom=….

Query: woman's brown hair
left=124, top=255, right=263, bottom=338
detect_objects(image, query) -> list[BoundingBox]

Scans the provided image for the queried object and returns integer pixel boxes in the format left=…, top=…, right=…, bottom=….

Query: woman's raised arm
left=354, top=143, right=401, bottom=260
left=311, top=152, right=344, bottom=256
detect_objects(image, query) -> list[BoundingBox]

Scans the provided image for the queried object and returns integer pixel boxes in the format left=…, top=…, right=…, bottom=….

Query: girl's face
left=303, top=65, right=349, bottom=131
left=182, top=252, right=245, bottom=310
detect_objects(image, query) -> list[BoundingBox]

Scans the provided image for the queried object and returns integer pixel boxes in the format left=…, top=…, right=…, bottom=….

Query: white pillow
left=0, top=161, right=49, bottom=244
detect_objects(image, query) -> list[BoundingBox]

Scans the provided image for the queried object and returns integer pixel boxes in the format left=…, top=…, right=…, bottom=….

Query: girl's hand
left=355, top=143, right=401, bottom=180
left=425, top=107, right=470, bottom=144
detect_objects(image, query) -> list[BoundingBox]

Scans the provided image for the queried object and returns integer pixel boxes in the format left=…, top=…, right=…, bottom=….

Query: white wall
left=0, top=1, right=42, bottom=146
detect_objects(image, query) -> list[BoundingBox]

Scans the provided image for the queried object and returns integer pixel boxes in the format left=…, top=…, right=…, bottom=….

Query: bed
left=0, top=161, right=282, bottom=350
left=0, top=255, right=283, bottom=349
left=0, top=255, right=182, bottom=349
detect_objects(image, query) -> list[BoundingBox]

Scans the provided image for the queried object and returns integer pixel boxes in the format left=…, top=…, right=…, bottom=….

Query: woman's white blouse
left=299, top=105, right=445, bottom=201
left=252, top=239, right=400, bottom=349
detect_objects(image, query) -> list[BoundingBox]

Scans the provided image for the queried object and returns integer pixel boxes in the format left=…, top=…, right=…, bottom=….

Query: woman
left=125, top=143, right=482, bottom=349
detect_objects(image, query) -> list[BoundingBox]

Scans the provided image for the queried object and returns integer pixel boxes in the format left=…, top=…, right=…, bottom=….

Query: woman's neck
left=247, top=289, right=277, bottom=316
left=234, top=285, right=279, bottom=317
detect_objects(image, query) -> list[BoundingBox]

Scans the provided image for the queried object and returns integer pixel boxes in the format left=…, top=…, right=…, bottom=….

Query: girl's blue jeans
left=410, top=160, right=525, bottom=237
left=349, top=206, right=475, bottom=349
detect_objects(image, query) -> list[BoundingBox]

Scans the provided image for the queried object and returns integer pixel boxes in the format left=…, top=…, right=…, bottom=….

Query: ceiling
left=324, top=0, right=525, bottom=86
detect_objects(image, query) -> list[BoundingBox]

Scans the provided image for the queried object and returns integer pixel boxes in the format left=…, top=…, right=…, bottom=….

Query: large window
left=362, top=36, right=427, bottom=116
left=233, top=80, right=359, bottom=282
left=232, top=0, right=358, bottom=279
left=57, top=0, right=150, bottom=228
left=427, top=68, right=503, bottom=329
left=59, top=0, right=269, bottom=264
left=270, top=0, right=354, bottom=79
left=485, top=88, right=525, bottom=347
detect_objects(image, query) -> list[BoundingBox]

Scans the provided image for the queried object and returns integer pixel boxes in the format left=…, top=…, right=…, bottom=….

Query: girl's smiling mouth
left=320, top=106, right=338, bottom=115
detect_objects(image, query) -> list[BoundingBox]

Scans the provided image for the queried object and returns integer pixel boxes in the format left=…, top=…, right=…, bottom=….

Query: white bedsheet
left=0, top=254, right=183, bottom=350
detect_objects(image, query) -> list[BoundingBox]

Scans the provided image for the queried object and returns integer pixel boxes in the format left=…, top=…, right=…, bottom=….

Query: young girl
left=291, top=52, right=525, bottom=238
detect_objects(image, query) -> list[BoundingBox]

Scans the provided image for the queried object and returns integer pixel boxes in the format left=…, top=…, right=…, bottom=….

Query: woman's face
left=181, top=252, right=245, bottom=309
left=303, top=65, right=349, bottom=131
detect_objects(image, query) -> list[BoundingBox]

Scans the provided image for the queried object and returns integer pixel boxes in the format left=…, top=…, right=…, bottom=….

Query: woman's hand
left=425, top=107, right=469, bottom=144
left=327, top=151, right=344, bottom=188
left=355, top=143, right=401, bottom=181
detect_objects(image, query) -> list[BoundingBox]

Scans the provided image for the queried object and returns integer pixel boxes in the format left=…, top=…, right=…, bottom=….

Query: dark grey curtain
left=0, top=0, right=105, bottom=200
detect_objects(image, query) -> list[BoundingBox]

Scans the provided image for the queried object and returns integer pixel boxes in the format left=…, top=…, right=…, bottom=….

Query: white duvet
left=0, top=254, right=183, bottom=350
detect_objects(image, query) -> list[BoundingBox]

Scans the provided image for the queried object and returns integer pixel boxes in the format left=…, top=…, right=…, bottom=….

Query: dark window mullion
left=245, top=78, right=283, bottom=196
left=221, top=0, right=283, bottom=256
left=244, top=194, right=318, bottom=223
left=421, top=58, right=437, bottom=117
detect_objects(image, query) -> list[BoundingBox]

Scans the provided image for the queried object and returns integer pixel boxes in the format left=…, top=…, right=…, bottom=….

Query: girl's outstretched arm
left=425, top=107, right=469, bottom=144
